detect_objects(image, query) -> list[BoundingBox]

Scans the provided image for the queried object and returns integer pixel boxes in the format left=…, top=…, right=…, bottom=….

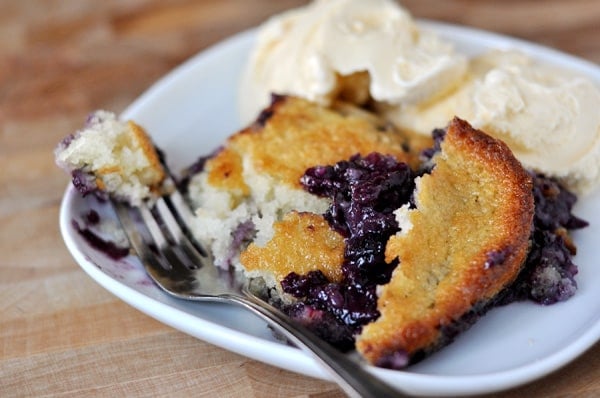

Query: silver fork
left=111, top=179, right=404, bottom=398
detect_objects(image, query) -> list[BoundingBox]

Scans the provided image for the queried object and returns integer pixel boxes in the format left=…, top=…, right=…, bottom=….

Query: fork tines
left=112, top=189, right=209, bottom=276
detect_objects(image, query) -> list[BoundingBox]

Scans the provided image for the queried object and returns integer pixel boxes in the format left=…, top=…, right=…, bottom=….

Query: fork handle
left=228, top=293, right=405, bottom=398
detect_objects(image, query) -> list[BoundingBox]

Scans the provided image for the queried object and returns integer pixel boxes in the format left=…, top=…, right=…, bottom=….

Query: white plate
left=59, top=21, right=600, bottom=396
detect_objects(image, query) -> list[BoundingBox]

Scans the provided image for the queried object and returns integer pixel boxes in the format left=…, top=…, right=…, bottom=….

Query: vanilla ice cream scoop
left=239, top=0, right=467, bottom=124
left=383, top=50, right=600, bottom=194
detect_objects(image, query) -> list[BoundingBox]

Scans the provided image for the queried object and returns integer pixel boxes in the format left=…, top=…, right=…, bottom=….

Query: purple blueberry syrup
left=279, top=153, right=416, bottom=349
left=72, top=212, right=130, bottom=260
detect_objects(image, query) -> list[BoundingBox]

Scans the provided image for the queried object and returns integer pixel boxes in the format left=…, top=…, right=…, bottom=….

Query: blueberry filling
left=71, top=169, right=99, bottom=197
left=500, top=172, right=588, bottom=305
left=278, top=152, right=417, bottom=348
left=418, top=127, right=446, bottom=173
left=225, top=220, right=256, bottom=267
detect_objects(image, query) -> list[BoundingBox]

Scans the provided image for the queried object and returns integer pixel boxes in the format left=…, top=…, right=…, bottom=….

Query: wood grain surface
left=1, top=1, right=599, bottom=396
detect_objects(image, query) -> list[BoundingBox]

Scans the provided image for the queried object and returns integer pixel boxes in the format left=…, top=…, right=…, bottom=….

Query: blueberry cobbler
left=56, top=95, right=588, bottom=369
left=184, top=96, right=588, bottom=367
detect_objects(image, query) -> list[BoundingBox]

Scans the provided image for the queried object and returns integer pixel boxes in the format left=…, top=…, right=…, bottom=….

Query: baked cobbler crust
left=356, top=118, right=534, bottom=365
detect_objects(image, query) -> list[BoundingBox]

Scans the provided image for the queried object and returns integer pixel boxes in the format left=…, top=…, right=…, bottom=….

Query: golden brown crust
left=205, top=96, right=418, bottom=191
left=356, top=117, right=534, bottom=364
left=205, top=146, right=249, bottom=195
left=128, top=121, right=165, bottom=190
left=240, top=211, right=345, bottom=283
left=92, top=121, right=165, bottom=194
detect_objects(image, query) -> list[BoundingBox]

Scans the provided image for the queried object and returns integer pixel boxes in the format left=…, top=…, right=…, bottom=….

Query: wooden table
left=2, top=1, right=599, bottom=396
